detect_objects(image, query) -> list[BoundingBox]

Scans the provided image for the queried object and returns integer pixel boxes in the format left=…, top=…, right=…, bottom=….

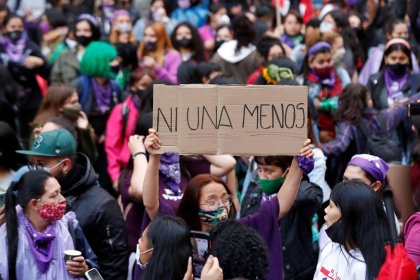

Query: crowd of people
left=0, top=0, right=420, bottom=279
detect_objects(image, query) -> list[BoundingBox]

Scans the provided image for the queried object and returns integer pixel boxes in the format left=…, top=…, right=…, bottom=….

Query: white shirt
left=314, top=242, right=366, bottom=280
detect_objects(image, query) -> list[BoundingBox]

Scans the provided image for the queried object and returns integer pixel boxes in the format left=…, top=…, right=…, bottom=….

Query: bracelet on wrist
left=132, top=152, right=147, bottom=159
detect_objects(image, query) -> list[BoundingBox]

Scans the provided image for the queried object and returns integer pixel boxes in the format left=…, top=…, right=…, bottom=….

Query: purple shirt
left=240, top=197, right=283, bottom=280
left=155, top=50, right=182, bottom=84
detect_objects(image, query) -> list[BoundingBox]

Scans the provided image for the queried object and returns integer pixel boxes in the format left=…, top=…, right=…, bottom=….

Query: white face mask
left=320, top=21, right=334, bottom=33
left=135, top=244, right=153, bottom=269
left=217, top=14, right=230, bottom=26
left=38, top=159, right=66, bottom=174
left=118, top=22, right=132, bottom=33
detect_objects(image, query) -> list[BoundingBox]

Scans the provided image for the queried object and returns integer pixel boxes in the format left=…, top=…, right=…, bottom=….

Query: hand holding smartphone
left=85, top=268, right=104, bottom=280
left=190, top=231, right=211, bottom=280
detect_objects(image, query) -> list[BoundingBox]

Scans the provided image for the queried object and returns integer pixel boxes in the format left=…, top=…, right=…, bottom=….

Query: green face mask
left=259, top=176, right=285, bottom=195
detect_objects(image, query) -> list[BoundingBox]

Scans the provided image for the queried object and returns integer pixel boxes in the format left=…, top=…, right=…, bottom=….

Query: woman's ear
left=33, top=127, right=42, bottom=137
left=367, top=98, right=373, bottom=108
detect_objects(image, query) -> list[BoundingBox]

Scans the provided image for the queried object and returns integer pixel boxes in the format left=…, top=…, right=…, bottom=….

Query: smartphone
left=409, top=103, right=420, bottom=116
left=190, top=231, right=211, bottom=280
left=0, top=192, right=6, bottom=208
left=85, top=268, right=104, bottom=280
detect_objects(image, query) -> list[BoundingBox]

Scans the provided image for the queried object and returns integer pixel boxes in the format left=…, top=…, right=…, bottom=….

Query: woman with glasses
left=141, top=128, right=314, bottom=280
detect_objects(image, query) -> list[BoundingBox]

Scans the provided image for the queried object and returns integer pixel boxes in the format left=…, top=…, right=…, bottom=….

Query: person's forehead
left=344, top=165, right=369, bottom=180
left=201, top=182, right=227, bottom=197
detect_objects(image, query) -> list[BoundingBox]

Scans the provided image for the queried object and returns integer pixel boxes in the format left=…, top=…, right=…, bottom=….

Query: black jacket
left=0, top=40, right=49, bottom=110
left=241, top=175, right=323, bottom=280
left=60, top=153, right=128, bottom=280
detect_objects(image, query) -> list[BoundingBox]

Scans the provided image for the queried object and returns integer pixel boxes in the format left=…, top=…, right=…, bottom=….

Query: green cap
left=17, top=129, right=77, bottom=157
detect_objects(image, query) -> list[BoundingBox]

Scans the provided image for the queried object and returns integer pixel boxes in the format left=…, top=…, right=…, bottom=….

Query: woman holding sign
left=141, top=128, right=314, bottom=280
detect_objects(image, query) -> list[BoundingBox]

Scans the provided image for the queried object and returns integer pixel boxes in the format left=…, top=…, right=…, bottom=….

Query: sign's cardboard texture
left=153, top=84, right=308, bottom=155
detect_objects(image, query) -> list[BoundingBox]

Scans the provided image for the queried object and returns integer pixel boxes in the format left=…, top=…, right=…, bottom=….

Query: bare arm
left=202, top=155, right=236, bottom=177
left=127, top=135, right=148, bottom=203
left=225, top=168, right=240, bottom=213
left=142, top=129, right=162, bottom=220
left=277, top=139, right=313, bottom=219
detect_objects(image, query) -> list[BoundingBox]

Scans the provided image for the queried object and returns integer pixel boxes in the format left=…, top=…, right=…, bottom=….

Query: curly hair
left=334, top=84, right=369, bottom=124
left=209, top=220, right=268, bottom=279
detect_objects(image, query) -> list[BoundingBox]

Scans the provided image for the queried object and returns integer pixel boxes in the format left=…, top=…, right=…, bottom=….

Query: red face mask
left=313, top=65, right=332, bottom=79
left=38, top=202, right=66, bottom=222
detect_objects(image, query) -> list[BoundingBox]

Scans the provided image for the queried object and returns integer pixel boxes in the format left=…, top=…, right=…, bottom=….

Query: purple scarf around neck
left=91, top=78, right=112, bottom=113
left=18, top=210, right=57, bottom=274
left=384, top=67, right=409, bottom=97
left=159, top=153, right=181, bottom=195
left=2, top=36, right=27, bottom=62
left=309, top=69, right=336, bottom=88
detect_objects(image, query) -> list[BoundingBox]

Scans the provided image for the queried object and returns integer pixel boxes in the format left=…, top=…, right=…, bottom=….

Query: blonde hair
left=109, top=14, right=136, bottom=45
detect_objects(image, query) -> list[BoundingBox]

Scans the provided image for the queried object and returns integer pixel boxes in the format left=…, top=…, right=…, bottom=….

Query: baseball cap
left=16, top=129, right=77, bottom=157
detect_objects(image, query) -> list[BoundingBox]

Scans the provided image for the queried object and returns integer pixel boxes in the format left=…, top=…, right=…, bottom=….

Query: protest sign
left=153, top=84, right=308, bottom=155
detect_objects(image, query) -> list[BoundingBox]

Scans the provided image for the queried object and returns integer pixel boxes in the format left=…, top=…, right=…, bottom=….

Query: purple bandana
left=384, top=67, right=409, bottom=97
left=307, top=41, right=331, bottom=57
left=1, top=35, right=27, bottom=62
left=159, top=153, right=181, bottom=195
left=91, top=78, right=112, bottom=114
left=348, top=154, right=389, bottom=182
left=297, top=155, right=315, bottom=174
left=111, top=9, right=130, bottom=23
left=18, top=210, right=57, bottom=274
left=77, top=14, right=99, bottom=26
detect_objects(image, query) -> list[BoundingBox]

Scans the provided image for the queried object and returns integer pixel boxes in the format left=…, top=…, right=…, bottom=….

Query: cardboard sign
left=153, top=84, right=308, bottom=155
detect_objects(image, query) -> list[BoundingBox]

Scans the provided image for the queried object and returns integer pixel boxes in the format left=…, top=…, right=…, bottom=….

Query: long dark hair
left=177, top=174, right=236, bottom=231
left=141, top=216, right=191, bottom=280
left=382, top=41, right=412, bottom=70
left=327, top=10, right=364, bottom=67
left=0, top=122, right=26, bottom=170
left=334, top=84, right=369, bottom=124
left=5, top=170, right=52, bottom=280
left=232, top=14, right=255, bottom=53
left=330, top=180, right=389, bottom=280
left=171, top=22, right=206, bottom=62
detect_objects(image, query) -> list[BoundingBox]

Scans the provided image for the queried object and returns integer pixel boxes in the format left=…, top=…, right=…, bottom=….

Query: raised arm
left=142, top=129, right=162, bottom=220
left=277, top=139, right=313, bottom=220
left=202, top=155, right=236, bottom=177
left=127, top=135, right=148, bottom=202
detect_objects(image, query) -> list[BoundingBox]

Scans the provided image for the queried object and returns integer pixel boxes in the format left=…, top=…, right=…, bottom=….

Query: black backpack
left=358, top=113, right=402, bottom=163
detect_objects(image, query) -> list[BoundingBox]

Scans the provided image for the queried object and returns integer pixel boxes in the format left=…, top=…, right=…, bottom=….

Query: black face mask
left=325, top=221, right=346, bottom=245
left=8, top=30, right=23, bottom=42
left=387, top=63, right=409, bottom=76
left=215, top=40, right=225, bottom=50
left=110, top=65, right=120, bottom=74
left=177, top=37, right=193, bottom=49
left=76, top=35, right=92, bottom=47
left=144, top=41, right=157, bottom=51
left=134, top=89, right=144, bottom=98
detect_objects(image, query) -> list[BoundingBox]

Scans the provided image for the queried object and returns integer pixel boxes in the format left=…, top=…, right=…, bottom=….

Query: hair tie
left=77, top=14, right=99, bottom=26
left=307, top=41, right=331, bottom=57
left=262, top=65, right=295, bottom=84
left=385, top=38, right=410, bottom=51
